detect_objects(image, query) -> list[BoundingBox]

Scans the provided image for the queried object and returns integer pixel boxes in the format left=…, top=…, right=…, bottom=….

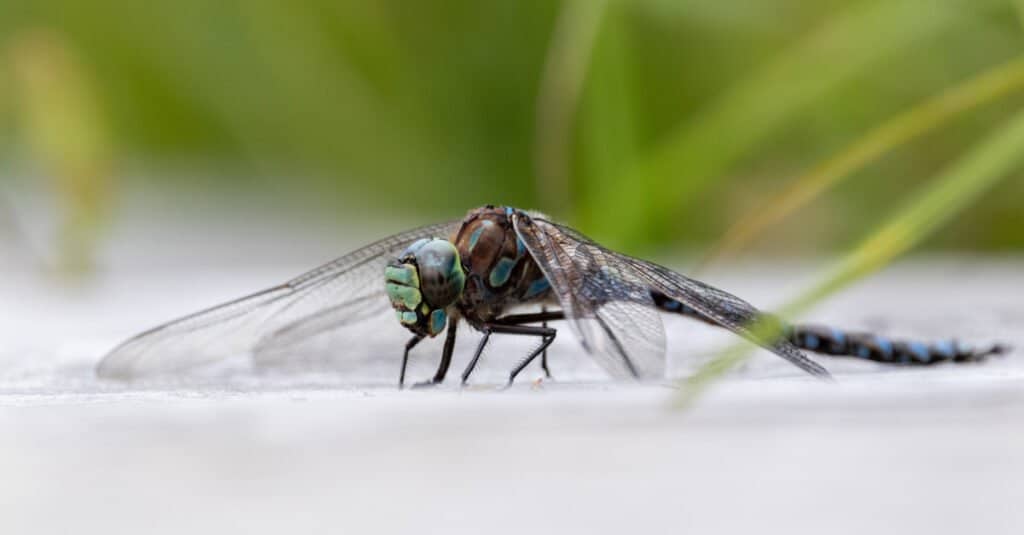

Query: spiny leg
left=499, top=324, right=558, bottom=386
left=398, top=334, right=424, bottom=389
left=461, top=330, right=492, bottom=385
left=501, top=310, right=563, bottom=381
left=459, top=312, right=563, bottom=386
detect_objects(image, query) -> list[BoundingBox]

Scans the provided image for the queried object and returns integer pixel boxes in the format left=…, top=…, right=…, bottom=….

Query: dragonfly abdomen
left=785, top=324, right=1007, bottom=365
left=650, top=291, right=1007, bottom=365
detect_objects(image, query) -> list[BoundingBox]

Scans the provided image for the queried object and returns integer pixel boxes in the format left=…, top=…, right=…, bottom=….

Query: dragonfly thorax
left=385, top=238, right=466, bottom=337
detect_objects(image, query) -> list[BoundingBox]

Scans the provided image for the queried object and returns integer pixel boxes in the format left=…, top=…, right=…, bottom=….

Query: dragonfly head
left=385, top=238, right=466, bottom=337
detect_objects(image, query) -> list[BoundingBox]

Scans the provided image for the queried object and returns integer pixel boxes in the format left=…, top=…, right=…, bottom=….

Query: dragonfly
left=97, top=205, right=1009, bottom=385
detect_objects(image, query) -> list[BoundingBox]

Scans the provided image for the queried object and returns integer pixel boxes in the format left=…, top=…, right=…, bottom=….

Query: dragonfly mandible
left=97, top=205, right=1008, bottom=385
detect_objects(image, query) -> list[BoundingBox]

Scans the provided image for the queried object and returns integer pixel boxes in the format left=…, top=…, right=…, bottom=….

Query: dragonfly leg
left=461, top=329, right=492, bottom=385
left=460, top=323, right=558, bottom=387
left=494, top=310, right=565, bottom=324
left=411, top=319, right=459, bottom=389
left=429, top=320, right=459, bottom=385
left=541, top=306, right=551, bottom=379
left=398, top=334, right=424, bottom=389
left=474, top=310, right=563, bottom=383
left=489, top=324, right=557, bottom=387
left=459, top=312, right=563, bottom=386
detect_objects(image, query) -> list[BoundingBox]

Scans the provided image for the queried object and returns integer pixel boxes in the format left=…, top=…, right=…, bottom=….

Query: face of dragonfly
left=384, top=238, right=466, bottom=337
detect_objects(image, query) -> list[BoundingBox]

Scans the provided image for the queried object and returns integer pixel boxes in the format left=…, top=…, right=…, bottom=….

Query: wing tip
left=94, top=345, right=141, bottom=381
left=801, top=358, right=834, bottom=381
left=95, top=358, right=133, bottom=381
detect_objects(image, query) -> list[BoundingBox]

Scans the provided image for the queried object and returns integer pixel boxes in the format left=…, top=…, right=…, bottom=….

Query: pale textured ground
left=0, top=199, right=1021, bottom=534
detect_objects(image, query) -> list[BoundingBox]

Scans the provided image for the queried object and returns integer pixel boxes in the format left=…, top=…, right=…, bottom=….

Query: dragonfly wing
left=514, top=214, right=830, bottom=379
left=252, top=292, right=393, bottom=365
left=97, top=220, right=461, bottom=379
left=588, top=299, right=667, bottom=379
left=513, top=214, right=666, bottom=379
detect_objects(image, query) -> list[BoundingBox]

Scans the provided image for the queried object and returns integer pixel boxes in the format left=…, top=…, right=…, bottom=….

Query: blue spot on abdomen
left=908, top=342, right=930, bottom=362
left=934, top=340, right=955, bottom=359
left=875, top=336, right=894, bottom=358
left=830, top=328, right=846, bottom=345
left=804, top=334, right=820, bottom=350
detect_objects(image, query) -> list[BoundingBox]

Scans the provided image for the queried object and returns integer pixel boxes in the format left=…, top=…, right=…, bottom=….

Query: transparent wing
left=513, top=214, right=667, bottom=379
left=513, top=214, right=830, bottom=379
left=97, top=220, right=461, bottom=379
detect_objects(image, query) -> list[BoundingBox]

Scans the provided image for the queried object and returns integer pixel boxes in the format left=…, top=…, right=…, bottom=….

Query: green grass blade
left=7, top=29, right=114, bottom=275
left=533, top=0, right=609, bottom=216
left=677, top=105, right=1024, bottom=407
left=585, top=0, right=1002, bottom=249
left=698, top=55, right=1024, bottom=270
left=576, top=2, right=641, bottom=230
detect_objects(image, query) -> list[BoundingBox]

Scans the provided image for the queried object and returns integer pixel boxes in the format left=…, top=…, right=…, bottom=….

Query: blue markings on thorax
left=515, top=235, right=526, bottom=258
left=523, top=276, right=550, bottom=299
left=489, top=257, right=517, bottom=287
left=467, top=220, right=494, bottom=253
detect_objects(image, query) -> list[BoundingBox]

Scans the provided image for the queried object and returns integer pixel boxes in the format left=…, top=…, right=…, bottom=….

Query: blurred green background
left=2, top=0, right=1023, bottom=271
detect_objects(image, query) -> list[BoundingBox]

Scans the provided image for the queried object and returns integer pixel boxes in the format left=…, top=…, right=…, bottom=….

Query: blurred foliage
left=698, top=55, right=1024, bottom=270
left=682, top=103, right=1024, bottom=404
left=7, top=29, right=112, bottom=273
left=1, top=0, right=1023, bottom=254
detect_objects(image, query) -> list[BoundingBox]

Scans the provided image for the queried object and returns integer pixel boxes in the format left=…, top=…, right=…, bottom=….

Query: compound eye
left=400, top=238, right=431, bottom=260
left=414, top=239, right=466, bottom=308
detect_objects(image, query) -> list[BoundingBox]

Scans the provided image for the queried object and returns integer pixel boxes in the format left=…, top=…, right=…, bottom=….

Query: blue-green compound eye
left=429, top=309, right=447, bottom=336
left=401, top=238, right=431, bottom=258
left=414, top=239, right=466, bottom=309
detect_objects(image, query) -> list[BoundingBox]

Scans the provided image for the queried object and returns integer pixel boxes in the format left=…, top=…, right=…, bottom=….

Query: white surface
left=0, top=212, right=1021, bottom=534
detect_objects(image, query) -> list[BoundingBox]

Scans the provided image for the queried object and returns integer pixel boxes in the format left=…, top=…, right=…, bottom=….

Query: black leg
left=460, top=323, right=557, bottom=387
left=493, top=310, right=563, bottom=381
left=493, top=310, right=565, bottom=325
left=398, top=335, right=424, bottom=389
left=463, top=309, right=563, bottom=385
left=541, top=306, right=551, bottom=379
left=461, top=329, right=492, bottom=385
left=426, top=318, right=459, bottom=385
left=494, top=324, right=557, bottom=386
